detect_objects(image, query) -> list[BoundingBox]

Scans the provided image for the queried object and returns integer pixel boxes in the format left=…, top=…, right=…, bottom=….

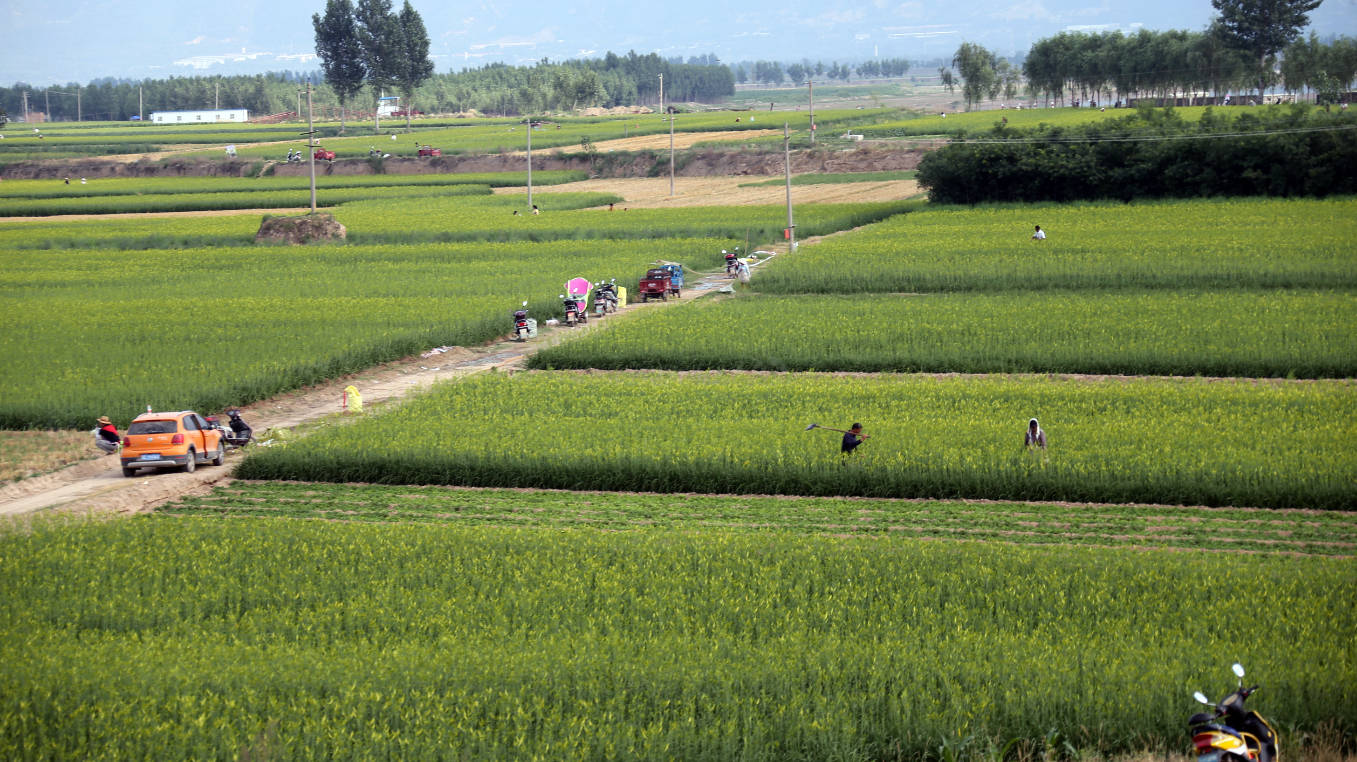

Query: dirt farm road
left=0, top=266, right=764, bottom=518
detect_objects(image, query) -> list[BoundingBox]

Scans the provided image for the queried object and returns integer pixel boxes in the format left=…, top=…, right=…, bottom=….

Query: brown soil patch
left=495, top=176, right=921, bottom=207
left=0, top=431, right=98, bottom=483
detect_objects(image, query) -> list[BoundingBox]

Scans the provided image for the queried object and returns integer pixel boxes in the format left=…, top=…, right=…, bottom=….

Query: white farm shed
left=150, top=109, right=250, bottom=124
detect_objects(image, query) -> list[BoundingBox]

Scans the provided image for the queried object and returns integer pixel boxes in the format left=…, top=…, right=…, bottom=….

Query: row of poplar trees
left=312, top=0, right=433, bottom=131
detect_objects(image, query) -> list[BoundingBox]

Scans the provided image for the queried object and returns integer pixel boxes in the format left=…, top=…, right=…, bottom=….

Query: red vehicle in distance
left=313, top=147, right=336, bottom=161
left=417, top=145, right=441, bottom=157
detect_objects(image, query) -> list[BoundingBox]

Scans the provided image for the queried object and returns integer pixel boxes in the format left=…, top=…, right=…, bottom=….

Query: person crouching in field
left=1024, top=418, right=1047, bottom=450
left=95, top=416, right=120, bottom=454
left=1032, top=225, right=1046, bottom=241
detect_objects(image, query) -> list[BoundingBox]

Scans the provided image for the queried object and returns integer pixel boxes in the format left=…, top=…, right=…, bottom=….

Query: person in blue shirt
left=841, top=423, right=868, bottom=456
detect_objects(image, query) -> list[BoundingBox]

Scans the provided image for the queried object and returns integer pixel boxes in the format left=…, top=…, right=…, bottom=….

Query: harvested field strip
left=161, top=482, right=1357, bottom=556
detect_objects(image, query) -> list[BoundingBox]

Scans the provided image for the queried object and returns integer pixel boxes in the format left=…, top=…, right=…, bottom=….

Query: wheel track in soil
left=0, top=265, right=751, bottom=518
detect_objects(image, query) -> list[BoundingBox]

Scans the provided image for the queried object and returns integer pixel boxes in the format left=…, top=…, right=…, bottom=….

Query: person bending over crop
left=1024, top=418, right=1047, bottom=450
left=1031, top=225, right=1046, bottom=241
left=841, top=423, right=868, bottom=457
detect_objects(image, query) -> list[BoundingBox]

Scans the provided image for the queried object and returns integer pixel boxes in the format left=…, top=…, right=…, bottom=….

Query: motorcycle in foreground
left=512, top=300, right=537, bottom=341
left=1188, top=663, right=1278, bottom=762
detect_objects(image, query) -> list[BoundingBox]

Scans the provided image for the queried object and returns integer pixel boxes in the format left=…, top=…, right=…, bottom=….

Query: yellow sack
left=344, top=385, right=363, bottom=414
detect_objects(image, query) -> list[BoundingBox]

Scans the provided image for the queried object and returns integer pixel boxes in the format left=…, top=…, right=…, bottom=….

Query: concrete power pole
left=807, top=80, right=815, bottom=145
left=307, top=81, right=317, bottom=213
left=783, top=122, right=795, bottom=252
left=526, top=115, right=533, bottom=210
left=139, top=85, right=143, bottom=121
left=22, top=91, right=29, bottom=123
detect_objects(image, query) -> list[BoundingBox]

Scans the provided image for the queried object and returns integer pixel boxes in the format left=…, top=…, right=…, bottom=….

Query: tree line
left=916, top=105, right=1357, bottom=203
left=732, top=58, right=914, bottom=85
left=0, top=55, right=732, bottom=126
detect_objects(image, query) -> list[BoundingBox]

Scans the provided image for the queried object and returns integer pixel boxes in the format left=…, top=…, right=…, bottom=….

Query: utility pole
left=668, top=108, right=675, bottom=197
left=215, top=80, right=220, bottom=110
left=658, top=73, right=664, bottom=115
left=807, top=80, right=815, bottom=146
left=297, top=89, right=303, bottom=121
left=526, top=115, right=533, bottom=210
left=22, top=91, right=29, bottom=123
left=306, top=80, right=317, bottom=213
left=44, top=90, right=50, bottom=120
left=138, top=85, right=143, bottom=121
left=783, top=122, right=795, bottom=252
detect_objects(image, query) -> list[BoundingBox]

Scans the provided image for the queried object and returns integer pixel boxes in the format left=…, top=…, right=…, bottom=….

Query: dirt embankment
left=1, top=145, right=929, bottom=181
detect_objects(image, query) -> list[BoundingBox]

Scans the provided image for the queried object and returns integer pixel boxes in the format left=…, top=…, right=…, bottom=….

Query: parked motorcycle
left=1188, top=663, right=1278, bottom=762
left=724, top=249, right=738, bottom=277
left=207, top=410, right=254, bottom=450
left=561, top=293, right=588, bottom=326
left=594, top=280, right=618, bottom=315
left=512, top=300, right=537, bottom=341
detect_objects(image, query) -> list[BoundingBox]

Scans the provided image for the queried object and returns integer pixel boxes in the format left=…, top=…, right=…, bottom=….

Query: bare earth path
left=498, top=176, right=921, bottom=207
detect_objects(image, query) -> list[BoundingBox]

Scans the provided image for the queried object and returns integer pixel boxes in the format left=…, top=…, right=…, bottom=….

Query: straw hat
left=97, top=416, right=112, bottom=425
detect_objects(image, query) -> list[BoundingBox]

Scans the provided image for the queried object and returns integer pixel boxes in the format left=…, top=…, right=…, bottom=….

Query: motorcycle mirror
left=559, top=294, right=565, bottom=299
left=1232, top=663, right=1245, bottom=679
left=1194, top=692, right=1212, bottom=706
left=522, top=301, right=528, bottom=307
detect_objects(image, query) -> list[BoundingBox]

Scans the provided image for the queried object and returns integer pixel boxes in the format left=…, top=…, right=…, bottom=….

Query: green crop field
left=0, top=182, right=492, bottom=217
left=754, top=197, right=1357, bottom=293
left=859, top=104, right=1250, bottom=138
left=0, top=213, right=267, bottom=250
left=0, top=171, right=586, bottom=200
left=0, top=239, right=733, bottom=430
left=528, top=290, right=1357, bottom=378
left=164, top=481, right=1357, bottom=556
left=0, top=109, right=892, bottom=162
left=1, top=515, right=1352, bottom=760
left=334, top=199, right=914, bottom=244
left=236, top=371, right=1356, bottom=509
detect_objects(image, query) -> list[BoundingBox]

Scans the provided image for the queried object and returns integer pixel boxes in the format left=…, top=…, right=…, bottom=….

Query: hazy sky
left=4, top=0, right=1355, bottom=85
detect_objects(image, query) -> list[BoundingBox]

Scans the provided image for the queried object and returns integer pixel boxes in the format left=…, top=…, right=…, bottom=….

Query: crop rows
left=753, top=197, right=1357, bottom=293
left=336, top=199, right=915, bottom=244
left=528, top=290, right=1357, bottom=378
left=0, top=170, right=586, bottom=199
left=0, top=240, right=734, bottom=429
left=0, top=182, right=491, bottom=217
left=858, top=104, right=1231, bottom=138
left=1, top=516, right=1351, bottom=760
left=236, top=371, right=1356, bottom=509
left=164, top=481, right=1357, bottom=556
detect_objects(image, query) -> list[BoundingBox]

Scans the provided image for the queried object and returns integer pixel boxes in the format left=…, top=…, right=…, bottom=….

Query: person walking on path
left=1031, top=225, right=1046, bottom=241
left=1024, top=418, right=1047, bottom=450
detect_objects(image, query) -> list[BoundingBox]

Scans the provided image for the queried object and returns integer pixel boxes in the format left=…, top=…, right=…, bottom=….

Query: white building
left=150, top=109, right=250, bottom=124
